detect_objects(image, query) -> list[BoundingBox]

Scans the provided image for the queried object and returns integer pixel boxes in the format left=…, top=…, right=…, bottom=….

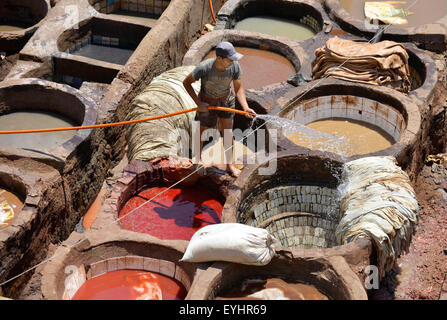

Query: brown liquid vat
left=187, top=255, right=369, bottom=300
left=324, top=0, right=447, bottom=52
left=202, top=47, right=296, bottom=90
left=266, top=79, right=421, bottom=164
left=0, top=0, right=49, bottom=54
left=183, top=29, right=303, bottom=91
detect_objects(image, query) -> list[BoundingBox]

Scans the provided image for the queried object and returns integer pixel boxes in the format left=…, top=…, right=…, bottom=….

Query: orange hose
left=209, top=0, right=216, bottom=24
left=0, top=106, right=248, bottom=135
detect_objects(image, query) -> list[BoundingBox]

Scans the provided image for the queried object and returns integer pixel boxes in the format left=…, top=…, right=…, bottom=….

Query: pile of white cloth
left=336, top=156, right=419, bottom=278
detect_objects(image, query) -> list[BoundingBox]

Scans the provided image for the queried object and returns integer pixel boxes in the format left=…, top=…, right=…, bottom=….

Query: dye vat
left=0, top=111, right=77, bottom=150
left=72, top=269, right=187, bottom=300
left=89, top=0, right=167, bottom=26
left=221, top=154, right=343, bottom=249
left=287, top=118, right=394, bottom=157
left=73, top=44, right=134, bottom=65
left=0, top=25, right=25, bottom=32
left=215, top=277, right=329, bottom=300
left=339, top=0, right=447, bottom=28
left=0, top=0, right=48, bottom=53
left=119, top=186, right=223, bottom=241
left=0, top=0, right=48, bottom=31
left=275, top=83, right=421, bottom=160
left=203, top=47, right=296, bottom=89
left=234, top=16, right=317, bottom=42
left=41, top=238, right=194, bottom=300
left=58, top=18, right=149, bottom=66
left=0, top=187, right=23, bottom=229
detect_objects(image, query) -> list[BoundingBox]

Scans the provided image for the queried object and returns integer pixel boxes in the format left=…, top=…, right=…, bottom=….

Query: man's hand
left=243, top=107, right=256, bottom=119
left=198, top=101, right=210, bottom=113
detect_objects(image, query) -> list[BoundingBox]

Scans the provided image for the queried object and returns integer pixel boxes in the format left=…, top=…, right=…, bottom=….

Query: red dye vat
left=72, top=269, right=187, bottom=300
left=119, top=187, right=222, bottom=240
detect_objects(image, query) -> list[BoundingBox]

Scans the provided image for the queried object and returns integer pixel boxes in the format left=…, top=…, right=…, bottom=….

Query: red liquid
left=72, top=269, right=187, bottom=300
left=119, top=187, right=222, bottom=240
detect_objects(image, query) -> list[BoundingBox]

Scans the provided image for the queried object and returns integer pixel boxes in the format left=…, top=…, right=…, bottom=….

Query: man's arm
left=183, top=73, right=208, bottom=112
left=233, top=79, right=256, bottom=119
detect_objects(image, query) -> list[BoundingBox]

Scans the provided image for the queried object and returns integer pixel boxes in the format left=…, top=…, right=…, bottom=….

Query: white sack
left=180, top=223, right=279, bottom=266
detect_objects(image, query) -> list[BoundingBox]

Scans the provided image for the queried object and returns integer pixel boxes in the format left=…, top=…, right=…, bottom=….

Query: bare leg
left=219, top=117, right=241, bottom=178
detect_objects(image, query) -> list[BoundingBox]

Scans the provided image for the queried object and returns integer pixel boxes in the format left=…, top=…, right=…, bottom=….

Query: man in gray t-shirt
left=183, top=41, right=256, bottom=177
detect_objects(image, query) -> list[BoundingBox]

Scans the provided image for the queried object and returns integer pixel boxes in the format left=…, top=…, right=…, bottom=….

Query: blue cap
left=215, top=41, right=243, bottom=61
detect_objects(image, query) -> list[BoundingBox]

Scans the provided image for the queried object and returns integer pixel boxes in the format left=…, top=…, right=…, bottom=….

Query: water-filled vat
left=58, top=17, right=150, bottom=66
left=339, top=0, right=447, bottom=28
left=186, top=248, right=369, bottom=300
left=269, top=80, right=421, bottom=160
left=0, top=0, right=49, bottom=53
left=215, top=0, right=327, bottom=44
left=324, top=0, right=447, bottom=51
left=0, top=111, right=77, bottom=150
left=285, top=117, right=395, bottom=157
left=0, top=25, right=25, bottom=32
left=88, top=0, right=169, bottom=26
left=216, top=277, right=329, bottom=300
left=203, top=47, right=296, bottom=90
left=0, top=79, right=97, bottom=159
left=234, top=15, right=317, bottom=42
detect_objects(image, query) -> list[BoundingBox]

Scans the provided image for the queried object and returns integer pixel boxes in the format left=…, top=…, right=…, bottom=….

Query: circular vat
left=268, top=79, right=421, bottom=159
left=203, top=47, right=295, bottom=90
left=57, top=17, right=150, bottom=66
left=111, top=160, right=226, bottom=241
left=324, top=0, right=447, bottom=52
left=223, top=153, right=344, bottom=250
left=0, top=79, right=97, bottom=158
left=40, top=234, right=196, bottom=300
left=339, top=0, right=446, bottom=29
left=187, top=254, right=368, bottom=300
left=88, top=0, right=166, bottom=27
left=404, top=43, right=438, bottom=103
left=0, top=0, right=49, bottom=54
left=215, top=0, right=329, bottom=42
left=0, top=172, right=26, bottom=230
left=183, top=29, right=303, bottom=91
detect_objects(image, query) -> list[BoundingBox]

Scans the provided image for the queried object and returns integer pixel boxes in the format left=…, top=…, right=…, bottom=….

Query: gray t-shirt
left=192, top=58, right=242, bottom=99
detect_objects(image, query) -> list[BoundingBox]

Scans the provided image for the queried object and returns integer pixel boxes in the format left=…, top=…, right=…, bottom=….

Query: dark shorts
left=195, top=90, right=236, bottom=128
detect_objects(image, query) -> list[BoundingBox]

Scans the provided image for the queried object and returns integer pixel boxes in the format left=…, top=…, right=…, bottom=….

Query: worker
left=183, top=41, right=256, bottom=177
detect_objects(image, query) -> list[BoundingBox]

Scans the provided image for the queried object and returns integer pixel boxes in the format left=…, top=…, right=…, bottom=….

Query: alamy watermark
left=364, top=265, right=380, bottom=290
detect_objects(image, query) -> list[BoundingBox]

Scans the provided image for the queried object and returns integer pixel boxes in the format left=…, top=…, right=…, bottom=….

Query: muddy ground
left=369, top=160, right=447, bottom=300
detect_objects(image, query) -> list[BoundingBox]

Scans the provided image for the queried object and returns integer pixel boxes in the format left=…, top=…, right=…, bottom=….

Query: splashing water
left=253, top=115, right=353, bottom=159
